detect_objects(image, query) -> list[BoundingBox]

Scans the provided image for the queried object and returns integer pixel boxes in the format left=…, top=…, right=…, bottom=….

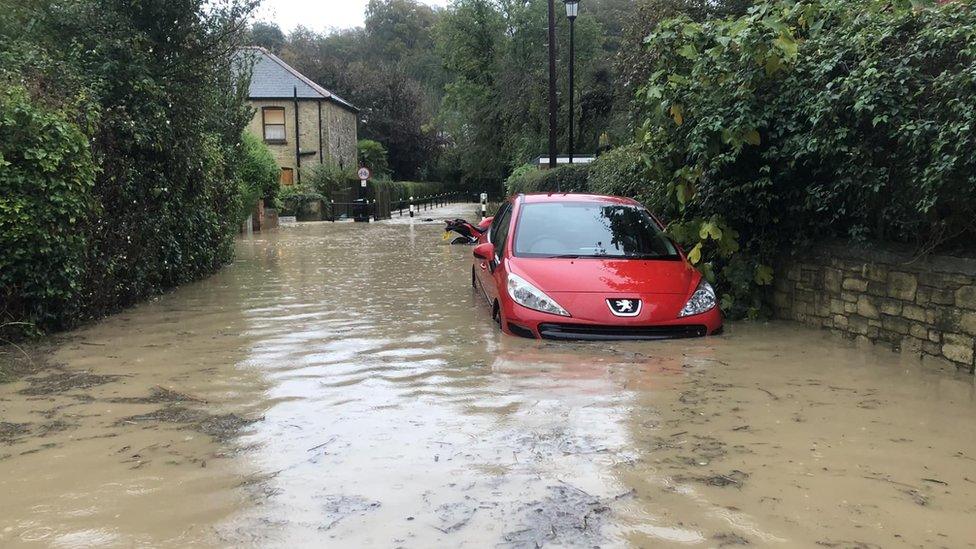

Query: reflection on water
left=1, top=204, right=975, bottom=548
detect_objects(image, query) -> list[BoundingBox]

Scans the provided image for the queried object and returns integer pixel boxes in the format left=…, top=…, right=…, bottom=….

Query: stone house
left=244, top=47, right=358, bottom=186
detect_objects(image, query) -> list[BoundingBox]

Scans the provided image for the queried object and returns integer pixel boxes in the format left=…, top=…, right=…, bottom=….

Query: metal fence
left=325, top=192, right=468, bottom=222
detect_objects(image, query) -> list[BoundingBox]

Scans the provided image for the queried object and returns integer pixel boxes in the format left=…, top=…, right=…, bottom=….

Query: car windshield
left=513, top=201, right=680, bottom=259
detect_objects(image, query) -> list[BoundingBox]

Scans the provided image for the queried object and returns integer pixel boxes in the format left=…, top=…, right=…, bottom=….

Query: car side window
left=492, top=205, right=513, bottom=259
left=489, top=203, right=511, bottom=246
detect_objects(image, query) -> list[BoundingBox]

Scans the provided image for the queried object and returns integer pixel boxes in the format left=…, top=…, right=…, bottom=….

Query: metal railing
left=324, top=192, right=468, bottom=222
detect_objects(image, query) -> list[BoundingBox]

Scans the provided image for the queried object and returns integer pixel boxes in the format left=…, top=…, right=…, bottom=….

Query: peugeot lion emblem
left=607, top=298, right=641, bottom=317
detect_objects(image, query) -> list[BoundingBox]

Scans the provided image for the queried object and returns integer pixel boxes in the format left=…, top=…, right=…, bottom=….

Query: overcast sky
left=254, top=0, right=451, bottom=33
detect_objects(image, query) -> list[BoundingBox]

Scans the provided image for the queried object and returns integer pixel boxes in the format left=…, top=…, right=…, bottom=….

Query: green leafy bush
left=0, top=0, right=255, bottom=339
left=635, top=0, right=976, bottom=318
left=237, top=132, right=280, bottom=220
left=278, top=184, right=326, bottom=218
left=504, top=164, right=539, bottom=195
left=0, top=84, right=97, bottom=335
left=357, top=139, right=391, bottom=179
left=304, top=162, right=357, bottom=199
left=587, top=144, right=677, bottom=221
left=384, top=181, right=445, bottom=201
left=505, top=164, right=590, bottom=195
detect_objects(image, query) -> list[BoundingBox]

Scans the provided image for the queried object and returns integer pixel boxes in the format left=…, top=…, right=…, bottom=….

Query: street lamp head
left=564, top=0, right=579, bottom=20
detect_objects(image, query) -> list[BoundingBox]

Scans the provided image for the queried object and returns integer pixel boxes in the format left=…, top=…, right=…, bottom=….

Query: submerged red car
left=471, top=193, right=722, bottom=340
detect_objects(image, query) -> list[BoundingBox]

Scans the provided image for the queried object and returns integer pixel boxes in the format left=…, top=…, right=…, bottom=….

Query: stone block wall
left=772, top=243, right=976, bottom=373
left=322, top=101, right=358, bottom=170
left=246, top=99, right=358, bottom=179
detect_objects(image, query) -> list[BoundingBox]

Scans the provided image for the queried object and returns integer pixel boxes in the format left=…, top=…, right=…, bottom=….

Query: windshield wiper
left=543, top=253, right=678, bottom=260
left=625, top=253, right=680, bottom=260
left=546, top=254, right=613, bottom=259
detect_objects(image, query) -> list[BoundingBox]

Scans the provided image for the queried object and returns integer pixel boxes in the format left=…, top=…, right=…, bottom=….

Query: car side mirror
left=473, top=242, right=495, bottom=261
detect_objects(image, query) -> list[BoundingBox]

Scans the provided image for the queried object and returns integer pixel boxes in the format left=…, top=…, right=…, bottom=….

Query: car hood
left=510, top=257, right=699, bottom=295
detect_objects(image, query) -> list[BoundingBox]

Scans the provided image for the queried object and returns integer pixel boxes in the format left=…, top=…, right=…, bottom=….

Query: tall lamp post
left=564, top=0, right=579, bottom=164
left=547, top=0, right=558, bottom=169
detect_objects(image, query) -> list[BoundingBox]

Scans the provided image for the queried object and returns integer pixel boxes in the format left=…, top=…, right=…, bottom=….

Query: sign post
left=356, top=167, right=371, bottom=223
left=480, top=192, right=488, bottom=221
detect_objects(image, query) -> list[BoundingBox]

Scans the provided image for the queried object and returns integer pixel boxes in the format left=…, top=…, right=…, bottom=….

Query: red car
left=471, top=193, right=722, bottom=340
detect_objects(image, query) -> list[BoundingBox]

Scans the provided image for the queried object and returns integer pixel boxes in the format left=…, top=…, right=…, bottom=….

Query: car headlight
left=507, top=273, right=570, bottom=317
left=679, top=280, right=716, bottom=317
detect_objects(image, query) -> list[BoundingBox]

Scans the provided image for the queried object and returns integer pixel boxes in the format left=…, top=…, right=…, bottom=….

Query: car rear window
left=513, top=202, right=679, bottom=259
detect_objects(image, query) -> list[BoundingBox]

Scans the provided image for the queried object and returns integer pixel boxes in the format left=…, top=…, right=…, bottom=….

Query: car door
left=476, top=201, right=513, bottom=303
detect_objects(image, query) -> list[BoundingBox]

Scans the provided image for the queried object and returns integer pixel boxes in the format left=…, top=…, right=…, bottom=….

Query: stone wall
left=321, top=101, right=358, bottom=170
left=246, top=99, right=358, bottom=180
left=772, top=243, right=976, bottom=373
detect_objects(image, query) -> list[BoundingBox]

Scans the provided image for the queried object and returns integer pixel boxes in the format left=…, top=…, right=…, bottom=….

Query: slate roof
left=243, top=46, right=358, bottom=113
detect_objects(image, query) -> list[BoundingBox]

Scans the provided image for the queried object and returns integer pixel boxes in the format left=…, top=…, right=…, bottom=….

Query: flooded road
left=2, top=203, right=976, bottom=548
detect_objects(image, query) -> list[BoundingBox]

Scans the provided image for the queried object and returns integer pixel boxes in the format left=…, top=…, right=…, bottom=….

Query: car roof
left=517, top=193, right=640, bottom=206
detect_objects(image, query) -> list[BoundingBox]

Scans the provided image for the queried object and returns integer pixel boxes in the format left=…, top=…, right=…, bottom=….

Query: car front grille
left=537, top=323, right=708, bottom=341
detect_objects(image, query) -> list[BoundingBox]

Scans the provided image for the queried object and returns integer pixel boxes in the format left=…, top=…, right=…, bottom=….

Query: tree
left=436, top=0, right=507, bottom=188
left=250, top=21, right=286, bottom=53
left=436, top=0, right=610, bottom=190
left=357, top=139, right=391, bottom=179
left=273, top=0, right=647, bottom=187
left=279, top=0, right=447, bottom=180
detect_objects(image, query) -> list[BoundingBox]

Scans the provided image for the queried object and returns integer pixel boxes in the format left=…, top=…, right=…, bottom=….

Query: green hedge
left=505, top=164, right=590, bottom=195
left=303, top=162, right=358, bottom=200
left=586, top=144, right=677, bottom=220
left=237, top=132, right=280, bottom=220
left=379, top=181, right=446, bottom=201
left=278, top=185, right=326, bottom=217
left=633, top=0, right=976, bottom=317
left=1, top=0, right=254, bottom=339
left=0, top=84, right=97, bottom=335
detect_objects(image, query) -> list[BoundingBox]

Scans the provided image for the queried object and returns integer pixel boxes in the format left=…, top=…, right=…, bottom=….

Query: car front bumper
left=502, top=302, right=723, bottom=341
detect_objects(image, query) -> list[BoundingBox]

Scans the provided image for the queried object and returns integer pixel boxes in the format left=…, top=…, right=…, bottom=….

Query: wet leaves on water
left=118, top=405, right=209, bottom=425
left=902, top=488, right=929, bottom=506
left=502, top=484, right=614, bottom=548
left=34, top=419, right=77, bottom=437
left=815, top=540, right=883, bottom=549
left=197, top=413, right=255, bottom=441
left=18, top=369, right=122, bottom=396
left=713, top=532, right=751, bottom=546
left=0, top=340, right=59, bottom=384
left=116, top=405, right=256, bottom=441
left=433, top=499, right=478, bottom=533
left=108, top=386, right=204, bottom=405
left=0, top=421, right=31, bottom=443
left=317, top=494, right=381, bottom=531
left=678, top=469, right=749, bottom=488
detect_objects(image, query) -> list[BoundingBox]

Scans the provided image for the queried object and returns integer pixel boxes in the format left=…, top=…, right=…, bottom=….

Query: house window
left=280, top=167, right=294, bottom=186
left=262, top=107, right=286, bottom=143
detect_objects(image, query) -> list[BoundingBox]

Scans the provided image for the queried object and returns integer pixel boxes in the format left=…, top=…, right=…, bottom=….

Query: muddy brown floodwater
left=2, top=203, right=976, bottom=548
